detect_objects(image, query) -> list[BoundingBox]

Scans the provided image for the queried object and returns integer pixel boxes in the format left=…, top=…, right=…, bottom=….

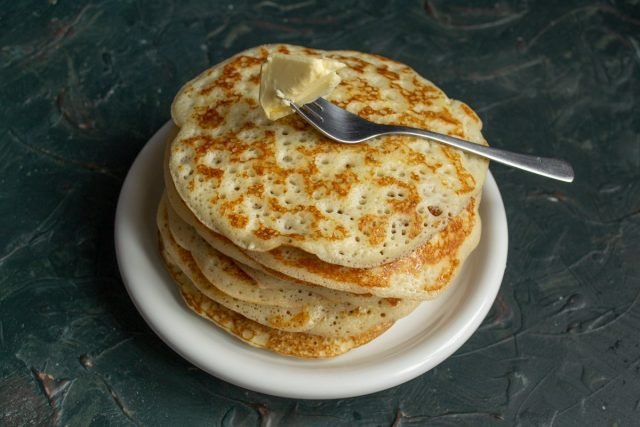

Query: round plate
left=115, top=122, right=508, bottom=399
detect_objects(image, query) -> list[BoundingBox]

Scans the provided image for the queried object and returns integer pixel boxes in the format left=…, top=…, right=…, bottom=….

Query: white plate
left=115, top=122, right=508, bottom=399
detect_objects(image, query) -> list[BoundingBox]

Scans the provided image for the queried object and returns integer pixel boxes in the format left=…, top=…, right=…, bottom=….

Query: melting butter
left=259, top=53, right=345, bottom=120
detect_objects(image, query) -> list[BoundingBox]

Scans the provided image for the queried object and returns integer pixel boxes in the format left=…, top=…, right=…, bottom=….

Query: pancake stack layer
left=157, top=44, right=489, bottom=358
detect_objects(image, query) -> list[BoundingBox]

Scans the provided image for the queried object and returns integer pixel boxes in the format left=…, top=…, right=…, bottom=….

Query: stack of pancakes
left=157, top=44, right=489, bottom=358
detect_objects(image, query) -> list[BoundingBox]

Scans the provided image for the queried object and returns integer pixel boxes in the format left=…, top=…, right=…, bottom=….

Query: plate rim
left=115, top=121, right=508, bottom=399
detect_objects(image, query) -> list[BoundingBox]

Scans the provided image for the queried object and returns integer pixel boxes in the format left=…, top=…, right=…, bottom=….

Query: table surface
left=1, top=0, right=639, bottom=425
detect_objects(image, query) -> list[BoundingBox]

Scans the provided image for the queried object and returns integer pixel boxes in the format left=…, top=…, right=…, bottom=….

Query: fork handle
left=386, top=126, right=574, bottom=182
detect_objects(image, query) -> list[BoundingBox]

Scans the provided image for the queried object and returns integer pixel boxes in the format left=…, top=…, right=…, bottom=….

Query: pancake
left=169, top=44, right=489, bottom=268
left=164, top=261, right=393, bottom=358
left=165, top=160, right=481, bottom=300
left=159, top=197, right=419, bottom=336
left=237, top=264, right=380, bottom=306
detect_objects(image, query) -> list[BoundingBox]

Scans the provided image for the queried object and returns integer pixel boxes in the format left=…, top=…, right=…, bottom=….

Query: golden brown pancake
left=165, top=160, right=481, bottom=300
left=163, top=258, right=393, bottom=358
left=168, top=44, right=488, bottom=268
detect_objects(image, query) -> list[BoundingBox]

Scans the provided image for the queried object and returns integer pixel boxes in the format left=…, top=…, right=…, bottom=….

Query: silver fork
left=289, top=97, right=574, bottom=183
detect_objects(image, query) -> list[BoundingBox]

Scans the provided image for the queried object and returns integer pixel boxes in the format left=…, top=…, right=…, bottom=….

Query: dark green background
left=1, top=0, right=639, bottom=425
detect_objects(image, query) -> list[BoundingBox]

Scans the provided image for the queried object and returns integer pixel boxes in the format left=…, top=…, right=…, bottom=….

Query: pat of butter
left=259, top=53, right=345, bottom=120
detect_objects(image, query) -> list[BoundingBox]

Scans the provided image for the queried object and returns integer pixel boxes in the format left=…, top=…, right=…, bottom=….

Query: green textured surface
left=1, top=0, right=639, bottom=425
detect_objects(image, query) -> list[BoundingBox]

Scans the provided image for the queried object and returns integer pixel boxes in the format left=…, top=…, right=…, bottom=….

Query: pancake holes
left=243, top=131, right=258, bottom=140
left=325, top=207, right=334, bottom=213
left=380, top=313, right=386, bottom=317
left=428, top=205, right=443, bottom=216
left=282, top=155, right=293, bottom=163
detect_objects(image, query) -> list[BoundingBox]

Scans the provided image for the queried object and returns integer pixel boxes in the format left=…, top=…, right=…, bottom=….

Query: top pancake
left=169, top=44, right=489, bottom=268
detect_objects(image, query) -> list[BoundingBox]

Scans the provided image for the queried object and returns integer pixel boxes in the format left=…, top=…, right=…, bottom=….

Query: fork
left=289, top=97, right=574, bottom=183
